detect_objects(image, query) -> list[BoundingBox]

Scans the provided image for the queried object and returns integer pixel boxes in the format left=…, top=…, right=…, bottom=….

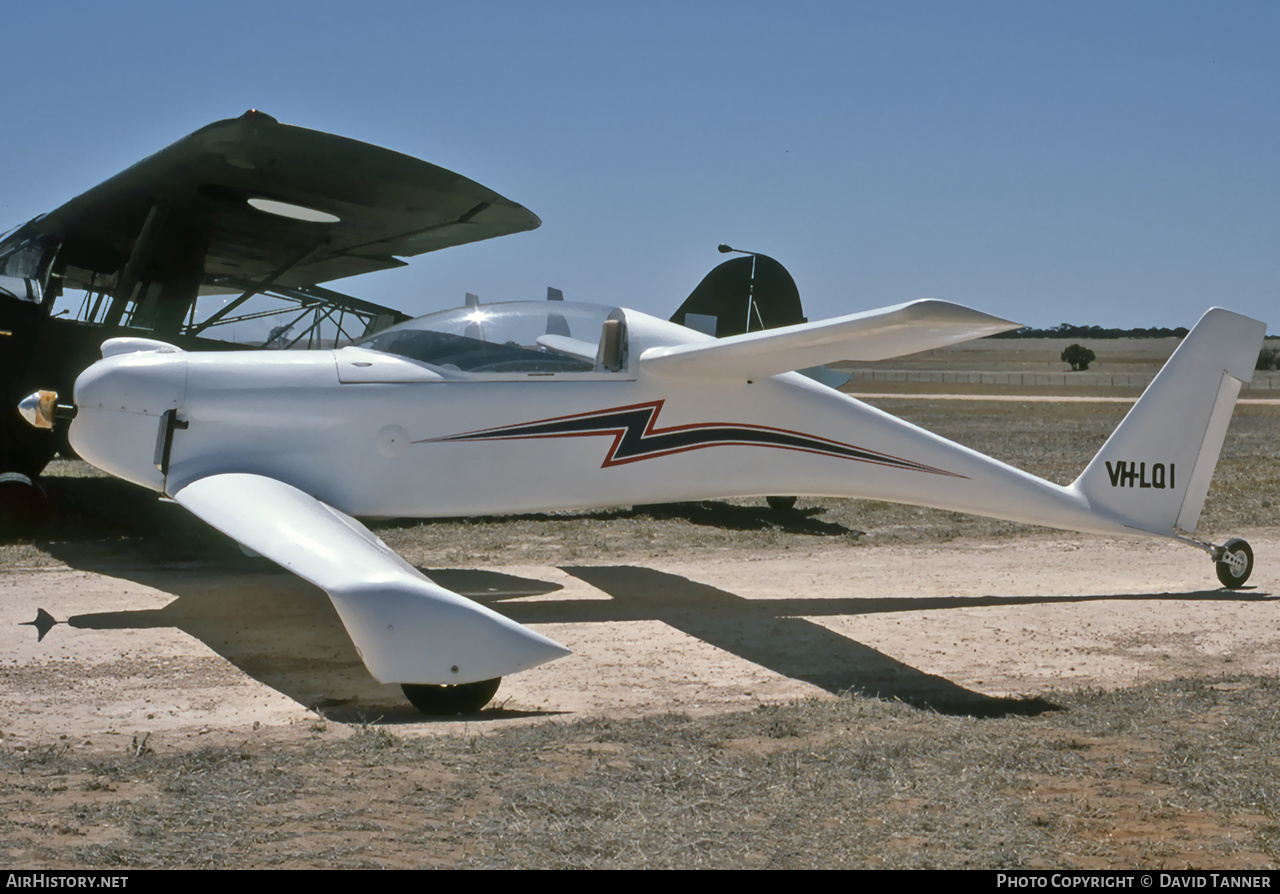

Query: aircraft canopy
left=356, top=301, right=624, bottom=374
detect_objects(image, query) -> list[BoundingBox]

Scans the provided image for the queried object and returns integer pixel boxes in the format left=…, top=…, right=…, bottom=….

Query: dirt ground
left=2, top=530, right=1278, bottom=754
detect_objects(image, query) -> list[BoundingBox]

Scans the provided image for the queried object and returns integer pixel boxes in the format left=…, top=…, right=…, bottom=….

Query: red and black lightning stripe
left=427, top=400, right=962, bottom=476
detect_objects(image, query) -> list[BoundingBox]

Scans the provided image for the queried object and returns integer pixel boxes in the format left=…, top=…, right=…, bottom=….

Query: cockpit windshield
left=355, top=301, right=627, bottom=374
left=0, top=221, right=58, bottom=305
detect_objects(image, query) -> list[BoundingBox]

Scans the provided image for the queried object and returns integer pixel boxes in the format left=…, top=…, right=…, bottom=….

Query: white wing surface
left=642, top=299, right=1019, bottom=380
left=172, top=473, right=570, bottom=685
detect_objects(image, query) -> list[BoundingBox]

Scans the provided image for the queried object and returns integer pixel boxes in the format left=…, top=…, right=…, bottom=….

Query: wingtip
left=327, top=583, right=572, bottom=685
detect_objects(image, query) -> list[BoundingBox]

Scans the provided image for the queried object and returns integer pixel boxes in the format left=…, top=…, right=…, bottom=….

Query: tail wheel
left=1216, top=538, right=1253, bottom=589
left=401, top=678, right=501, bottom=716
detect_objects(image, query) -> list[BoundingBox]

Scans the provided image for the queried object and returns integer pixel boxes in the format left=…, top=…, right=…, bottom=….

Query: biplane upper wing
left=8, top=110, right=540, bottom=291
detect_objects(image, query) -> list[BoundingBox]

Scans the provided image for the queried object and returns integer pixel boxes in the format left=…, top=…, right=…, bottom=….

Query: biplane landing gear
left=0, top=472, right=49, bottom=531
left=1215, top=538, right=1254, bottom=589
left=766, top=495, right=797, bottom=512
left=401, top=678, right=501, bottom=716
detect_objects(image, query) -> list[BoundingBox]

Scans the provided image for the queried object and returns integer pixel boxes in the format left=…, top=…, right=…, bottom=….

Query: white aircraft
left=20, top=296, right=1266, bottom=714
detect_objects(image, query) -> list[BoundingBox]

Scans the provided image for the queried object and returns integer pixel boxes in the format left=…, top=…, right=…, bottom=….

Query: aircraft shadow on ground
left=537, top=568, right=1270, bottom=717
left=28, top=542, right=1271, bottom=721
left=35, top=553, right=568, bottom=724
left=20, top=473, right=858, bottom=545
left=370, top=501, right=859, bottom=537
left=18, top=476, right=856, bottom=555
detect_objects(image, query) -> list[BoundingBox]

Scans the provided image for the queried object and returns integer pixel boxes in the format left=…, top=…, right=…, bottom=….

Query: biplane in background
left=0, top=110, right=539, bottom=519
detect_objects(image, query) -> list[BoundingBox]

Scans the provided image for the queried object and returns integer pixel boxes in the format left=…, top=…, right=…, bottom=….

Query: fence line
left=840, top=369, right=1280, bottom=391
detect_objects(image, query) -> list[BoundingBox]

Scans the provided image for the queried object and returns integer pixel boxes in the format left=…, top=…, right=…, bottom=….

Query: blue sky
left=4, top=1, right=1277, bottom=329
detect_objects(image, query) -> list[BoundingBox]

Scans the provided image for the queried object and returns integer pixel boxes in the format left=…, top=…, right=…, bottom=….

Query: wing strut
left=189, top=241, right=323, bottom=335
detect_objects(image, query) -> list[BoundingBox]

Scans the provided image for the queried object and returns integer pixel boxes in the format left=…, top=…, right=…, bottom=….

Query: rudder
left=670, top=253, right=805, bottom=337
left=1073, top=308, right=1265, bottom=536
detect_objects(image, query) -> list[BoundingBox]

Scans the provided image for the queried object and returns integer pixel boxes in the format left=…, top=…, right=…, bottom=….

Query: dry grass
left=2, top=678, right=1278, bottom=868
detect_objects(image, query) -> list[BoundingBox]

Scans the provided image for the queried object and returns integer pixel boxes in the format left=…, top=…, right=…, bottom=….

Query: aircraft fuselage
left=70, top=305, right=1127, bottom=538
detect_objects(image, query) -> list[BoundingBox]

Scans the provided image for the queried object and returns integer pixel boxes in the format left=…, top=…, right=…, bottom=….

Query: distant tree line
left=990, top=324, right=1191, bottom=339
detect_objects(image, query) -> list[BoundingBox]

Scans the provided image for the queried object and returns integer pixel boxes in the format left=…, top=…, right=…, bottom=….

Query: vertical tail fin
left=670, top=253, right=805, bottom=337
left=1073, top=308, right=1265, bottom=535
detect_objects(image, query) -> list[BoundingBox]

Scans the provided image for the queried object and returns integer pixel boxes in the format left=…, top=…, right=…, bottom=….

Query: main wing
left=172, top=473, right=569, bottom=685
left=10, top=110, right=541, bottom=291
left=642, top=299, right=1019, bottom=380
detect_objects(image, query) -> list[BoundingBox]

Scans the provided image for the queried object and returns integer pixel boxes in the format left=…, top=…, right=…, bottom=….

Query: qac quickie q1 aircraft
left=17, top=115, right=1267, bottom=715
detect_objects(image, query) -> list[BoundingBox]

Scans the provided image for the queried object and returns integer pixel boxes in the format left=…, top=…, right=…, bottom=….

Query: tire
left=0, top=472, right=49, bottom=531
left=1216, top=538, right=1253, bottom=589
left=401, top=678, right=501, bottom=715
left=766, top=495, right=797, bottom=512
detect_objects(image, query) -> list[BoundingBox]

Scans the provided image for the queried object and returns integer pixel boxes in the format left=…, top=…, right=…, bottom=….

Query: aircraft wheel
left=766, top=495, right=797, bottom=512
left=1216, top=538, right=1253, bottom=589
left=401, top=678, right=501, bottom=716
left=0, top=472, right=49, bottom=532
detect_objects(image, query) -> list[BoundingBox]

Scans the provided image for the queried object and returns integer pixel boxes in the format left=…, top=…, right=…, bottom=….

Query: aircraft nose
left=68, top=352, right=189, bottom=492
left=73, top=350, right=188, bottom=415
